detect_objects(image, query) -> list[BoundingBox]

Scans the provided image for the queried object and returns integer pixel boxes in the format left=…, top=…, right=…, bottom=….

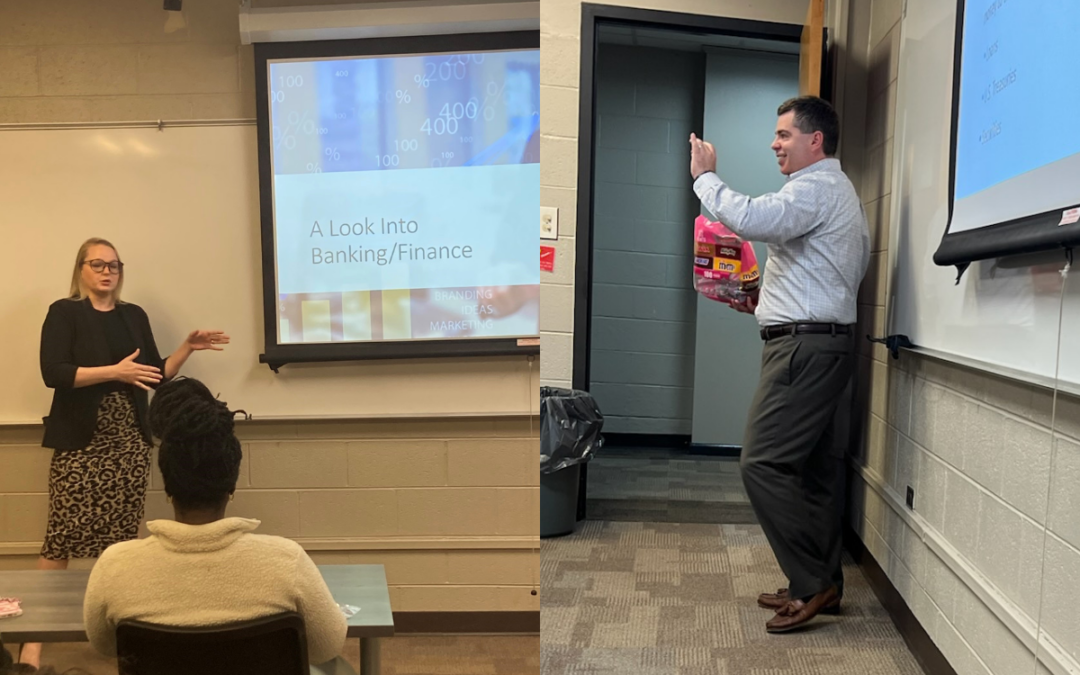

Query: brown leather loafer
left=765, top=585, right=840, bottom=633
left=757, top=588, right=790, bottom=610
left=758, top=588, right=840, bottom=614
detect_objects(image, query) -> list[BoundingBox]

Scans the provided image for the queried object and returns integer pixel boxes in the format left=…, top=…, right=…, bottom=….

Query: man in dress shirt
left=689, top=95, right=870, bottom=633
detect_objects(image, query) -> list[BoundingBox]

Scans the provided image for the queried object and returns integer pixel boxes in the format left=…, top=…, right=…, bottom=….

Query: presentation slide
left=267, top=49, right=539, bottom=345
left=951, top=0, right=1080, bottom=233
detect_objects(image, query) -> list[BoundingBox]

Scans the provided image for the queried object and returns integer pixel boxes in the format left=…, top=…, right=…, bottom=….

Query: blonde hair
left=69, top=237, right=124, bottom=301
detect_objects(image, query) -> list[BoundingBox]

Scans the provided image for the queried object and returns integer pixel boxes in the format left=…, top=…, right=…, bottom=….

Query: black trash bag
left=540, top=386, right=604, bottom=475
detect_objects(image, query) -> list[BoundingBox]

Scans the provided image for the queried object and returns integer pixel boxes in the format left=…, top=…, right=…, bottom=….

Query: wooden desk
left=0, top=565, right=394, bottom=674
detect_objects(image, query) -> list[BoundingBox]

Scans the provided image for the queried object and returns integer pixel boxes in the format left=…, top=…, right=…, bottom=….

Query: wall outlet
left=540, top=206, right=559, bottom=240
left=906, top=486, right=915, bottom=509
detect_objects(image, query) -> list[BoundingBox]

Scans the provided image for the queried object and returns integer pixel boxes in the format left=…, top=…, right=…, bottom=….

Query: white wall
left=845, top=0, right=1080, bottom=672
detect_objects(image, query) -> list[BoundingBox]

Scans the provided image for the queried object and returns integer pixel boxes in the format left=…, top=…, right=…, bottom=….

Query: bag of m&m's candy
left=692, top=215, right=760, bottom=306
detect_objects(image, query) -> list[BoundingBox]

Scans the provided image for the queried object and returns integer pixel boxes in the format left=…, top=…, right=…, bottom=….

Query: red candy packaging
left=693, top=214, right=761, bottom=306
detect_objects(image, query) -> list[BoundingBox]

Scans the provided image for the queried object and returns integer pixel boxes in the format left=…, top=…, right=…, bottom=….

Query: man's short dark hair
left=777, top=96, right=839, bottom=156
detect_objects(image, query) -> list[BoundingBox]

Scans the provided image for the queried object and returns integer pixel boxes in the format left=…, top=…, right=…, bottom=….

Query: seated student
left=82, top=378, right=353, bottom=674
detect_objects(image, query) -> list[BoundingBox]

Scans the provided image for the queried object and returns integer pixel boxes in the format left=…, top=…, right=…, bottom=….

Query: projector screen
left=934, top=0, right=1080, bottom=268
left=254, top=32, right=540, bottom=367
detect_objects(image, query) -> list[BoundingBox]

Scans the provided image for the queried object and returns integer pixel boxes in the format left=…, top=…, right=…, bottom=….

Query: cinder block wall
left=842, top=1, right=1080, bottom=672
left=0, top=0, right=539, bottom=614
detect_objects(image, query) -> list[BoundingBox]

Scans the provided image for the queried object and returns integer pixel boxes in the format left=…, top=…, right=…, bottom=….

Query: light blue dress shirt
left=693, top=157, right=870, bottom=327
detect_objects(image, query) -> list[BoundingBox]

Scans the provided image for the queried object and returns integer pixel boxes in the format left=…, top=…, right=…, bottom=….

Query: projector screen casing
left=934, top=0, right=1080, bottom=270
left=254, top=31, right=540, bottom=368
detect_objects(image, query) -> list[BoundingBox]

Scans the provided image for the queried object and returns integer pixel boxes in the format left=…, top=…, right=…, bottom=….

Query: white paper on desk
left=0, top=597, right=23, bottom=619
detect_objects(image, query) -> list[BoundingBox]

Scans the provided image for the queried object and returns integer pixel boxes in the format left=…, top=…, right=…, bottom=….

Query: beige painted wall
left=0, top=0, right=538, bottom=614
left=538, top=0, right=810, bottom=387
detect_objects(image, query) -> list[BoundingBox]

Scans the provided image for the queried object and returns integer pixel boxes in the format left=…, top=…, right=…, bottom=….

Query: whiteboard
left=0, top=126, right=535, bottom=425
left=890, top=0, right=1077, bottom=388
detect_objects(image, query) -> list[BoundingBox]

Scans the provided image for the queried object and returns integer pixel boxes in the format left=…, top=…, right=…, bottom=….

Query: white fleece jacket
left=83, top=518, right=347, bottom=664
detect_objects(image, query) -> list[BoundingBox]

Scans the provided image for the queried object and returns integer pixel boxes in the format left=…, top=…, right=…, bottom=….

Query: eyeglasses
left=83, top=259, right=124, bottom=274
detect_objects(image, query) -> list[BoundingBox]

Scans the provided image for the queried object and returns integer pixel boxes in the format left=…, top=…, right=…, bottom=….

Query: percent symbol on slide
left=395, top=90, right=411, bottom=104
left=276, top=110, right=318, bottom=150
left=414, top=74, right=430, bottom=88
left=325, top=147, right=341, bottom=161
left=479, top=80, right=505, bottom=122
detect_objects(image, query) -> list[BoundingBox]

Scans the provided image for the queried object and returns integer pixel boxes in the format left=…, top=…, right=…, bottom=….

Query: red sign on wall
left=540, top=246, right=555, bottom=273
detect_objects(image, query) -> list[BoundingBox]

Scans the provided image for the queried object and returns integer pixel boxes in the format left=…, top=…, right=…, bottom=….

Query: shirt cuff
left=691, top=169, right=725, bottom=204
left=693, top=170, right=723, bottom=200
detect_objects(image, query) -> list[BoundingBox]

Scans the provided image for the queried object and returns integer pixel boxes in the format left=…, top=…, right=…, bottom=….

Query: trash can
left=540, top=387, right=603, bottom=538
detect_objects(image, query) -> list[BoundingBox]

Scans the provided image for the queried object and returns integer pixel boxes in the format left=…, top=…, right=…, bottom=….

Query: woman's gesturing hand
left=185, top=330, right=231, bottom=351
left=113, top=349, right=162, bottom=391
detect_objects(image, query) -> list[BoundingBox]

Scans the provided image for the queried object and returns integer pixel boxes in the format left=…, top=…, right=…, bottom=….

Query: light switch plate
left=540, top=206, right=559, bottom=240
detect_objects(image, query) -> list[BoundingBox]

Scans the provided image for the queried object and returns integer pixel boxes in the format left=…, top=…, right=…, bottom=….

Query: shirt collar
left=787, top=157, right=841, bottom=181
left=146, top=517, right=261, bottom=553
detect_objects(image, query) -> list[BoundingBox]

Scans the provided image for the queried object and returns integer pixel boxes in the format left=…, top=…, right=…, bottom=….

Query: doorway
left=572, top=4, right=827, bottom=521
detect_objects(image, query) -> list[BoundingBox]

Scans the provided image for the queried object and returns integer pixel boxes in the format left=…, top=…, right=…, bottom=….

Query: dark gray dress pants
left=740, top=331, right=855, bottom=602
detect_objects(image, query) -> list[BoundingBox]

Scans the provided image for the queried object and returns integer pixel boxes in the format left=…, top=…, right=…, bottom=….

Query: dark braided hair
left=149, top=377, right=242, bottom=510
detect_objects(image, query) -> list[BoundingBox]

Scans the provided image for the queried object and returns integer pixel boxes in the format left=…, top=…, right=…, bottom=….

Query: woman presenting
left=20, top=237, right=229, bottom=666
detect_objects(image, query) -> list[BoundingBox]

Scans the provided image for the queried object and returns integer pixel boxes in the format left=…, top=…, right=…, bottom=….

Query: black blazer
left=40, top=298, right=168, bottom=451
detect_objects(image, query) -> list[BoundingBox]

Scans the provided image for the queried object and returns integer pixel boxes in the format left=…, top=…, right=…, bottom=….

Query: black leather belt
left=759, top=323, right=852, bottom=341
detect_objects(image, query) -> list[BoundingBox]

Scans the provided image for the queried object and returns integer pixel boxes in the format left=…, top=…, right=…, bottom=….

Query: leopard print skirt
left=41, top=391, right=152, bottom=560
